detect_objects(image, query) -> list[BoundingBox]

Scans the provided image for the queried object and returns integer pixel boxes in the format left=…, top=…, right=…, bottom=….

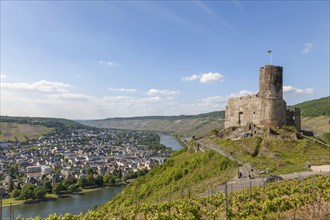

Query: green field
left=0, top=122, right=53, bottom=142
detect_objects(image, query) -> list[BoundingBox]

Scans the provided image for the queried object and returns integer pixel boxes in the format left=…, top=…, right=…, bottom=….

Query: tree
left=18, top=184, right=35, bottom=200
left=52, top=182, right=65, bottom=194
left=95, top=175, right=103, bottom=187
left=11, top=189, right=21, bottom=198
left=67, top=184, right=78, bottom=194
left=7, top=176, right=14, bottom=192
left=78, top=176, right=88, bottom=188
left=43, top=180, right=52, bottom=192
left=8, top=164, right=19, bottom=178
left=34, top=186, right=46, bottom=199
left=62, top=178, right=74, bottom=189
left=86, top=167, right=94, bottom=176
left=103, top=173, right=111, bottom=184
left=108, top=176, right=116, bottom=185
left=87, top=175, right=95, bottom=187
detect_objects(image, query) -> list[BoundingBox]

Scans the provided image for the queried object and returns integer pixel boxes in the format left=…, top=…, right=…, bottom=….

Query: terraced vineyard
left=25, top=175, right=330, bottom=219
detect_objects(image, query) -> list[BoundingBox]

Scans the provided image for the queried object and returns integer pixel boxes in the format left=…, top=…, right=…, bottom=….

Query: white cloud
left=147, top=89, right=180, bottom=96
left=182, top=72, right=224, bottom=83
left=1, top=80, right=70, bottom=93
left=229, top=90, right=254, bottom=98
left=99, top=60, right=117, bottom=66
left=109, top=87, right=137, bottom=92
left=48, top=93, right=93, bottom=101
left=182, top=74, right=201, bottom=81
left=200, top=72, right=224, bottom=83
left=301, top=43, right=314, bottom=54
left=0, top=74, right=6, bottom=80
left=283, top=85, right=314, bottom=95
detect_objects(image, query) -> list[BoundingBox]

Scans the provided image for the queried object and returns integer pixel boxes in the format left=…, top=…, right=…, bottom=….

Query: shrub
left=282, top=126, right=297, bottom=132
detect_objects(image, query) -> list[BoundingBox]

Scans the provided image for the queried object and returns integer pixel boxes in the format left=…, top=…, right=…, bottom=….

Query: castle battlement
left=225, top=65, right=300, bottom=130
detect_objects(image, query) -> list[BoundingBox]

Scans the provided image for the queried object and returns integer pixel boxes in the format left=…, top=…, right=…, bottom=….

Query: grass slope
left=108, top=147, right=236, bottom=209
left=213, top=136, right=330, bottom=175
left=0, top=122, right=53, bottom=142
left=290, top=96, right=330, bottom=117
left=81, top=111, right=225, bottom=138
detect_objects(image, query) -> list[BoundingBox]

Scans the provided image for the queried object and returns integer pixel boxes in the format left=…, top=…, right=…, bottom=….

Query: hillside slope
left=210, top=136, right=330, bottom=175
left=301, top=116, right=329, bottom=136
left=289, top=96, right=330, bottom=136
left=0, top=122, right=53, bottom=142
left=290, top=96, right=330, bottom=117
left=81, top=111, right=225, bottom=137
left=0, top=116, right=90, bottom=141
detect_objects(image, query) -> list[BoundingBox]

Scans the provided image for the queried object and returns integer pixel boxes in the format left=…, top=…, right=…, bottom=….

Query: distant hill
left=0, top=116, right=90, bottom=141
left=0, top=116, right=88, bottom=130
left=0, top=122, right=53, bottom=142
left=289, top=96, right=330, bottom=136
left=81, top=111, right=225, bottom=137
left=290, top=96, right=330, bottom=117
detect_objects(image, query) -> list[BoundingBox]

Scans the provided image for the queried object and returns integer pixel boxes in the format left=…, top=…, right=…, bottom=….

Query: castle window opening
left=238, top=112, right=243, bottom=125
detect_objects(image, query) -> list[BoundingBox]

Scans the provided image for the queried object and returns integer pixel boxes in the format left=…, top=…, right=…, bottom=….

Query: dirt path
left=197, top=139, right=252, bottom=178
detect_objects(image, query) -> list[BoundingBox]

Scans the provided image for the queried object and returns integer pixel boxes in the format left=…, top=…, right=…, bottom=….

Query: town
left=0, top=127, right=172, bottom=200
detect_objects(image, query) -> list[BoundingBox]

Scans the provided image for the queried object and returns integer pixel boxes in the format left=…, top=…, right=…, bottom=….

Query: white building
left=26, top=166, right=41, bottom=173
left=41, top=165, right=52, bottom=175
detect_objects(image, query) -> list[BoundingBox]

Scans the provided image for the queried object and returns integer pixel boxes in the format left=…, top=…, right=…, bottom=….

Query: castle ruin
left=225, top=65, right=301, bottom=130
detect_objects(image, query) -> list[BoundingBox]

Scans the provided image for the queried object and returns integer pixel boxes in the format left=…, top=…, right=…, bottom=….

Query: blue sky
left=1, top=1, right=329, bottom=119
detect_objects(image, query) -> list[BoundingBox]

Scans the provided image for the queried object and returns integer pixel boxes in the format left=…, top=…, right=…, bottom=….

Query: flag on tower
left=267, top=50, right=272, bottom=54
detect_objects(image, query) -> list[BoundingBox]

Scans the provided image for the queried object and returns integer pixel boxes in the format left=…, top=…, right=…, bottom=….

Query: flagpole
left=267, top=50, right=272, bottom=65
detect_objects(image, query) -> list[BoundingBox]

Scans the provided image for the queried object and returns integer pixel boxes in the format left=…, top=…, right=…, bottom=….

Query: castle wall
left=224, top=65, right=297, bottom=129
left=259, top=65, right=286, bottom=127
left=294, top=108, right=301, bottom=131
left=225, top=95, right=261, bottom=128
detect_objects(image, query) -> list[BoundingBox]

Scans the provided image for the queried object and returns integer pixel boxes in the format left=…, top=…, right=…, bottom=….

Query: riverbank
left=2, top=184, right=125, bottom=208
left=1, top=186, right=125, bottom=219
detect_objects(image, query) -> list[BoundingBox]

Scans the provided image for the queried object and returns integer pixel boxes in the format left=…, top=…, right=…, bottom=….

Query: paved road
left=200, top=170, right=330, bottom=197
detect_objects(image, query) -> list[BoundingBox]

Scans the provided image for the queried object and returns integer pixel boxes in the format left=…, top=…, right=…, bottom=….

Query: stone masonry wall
left=224, top=65, right=300, bottom=130
left=225, top=94, right=261, bottom=128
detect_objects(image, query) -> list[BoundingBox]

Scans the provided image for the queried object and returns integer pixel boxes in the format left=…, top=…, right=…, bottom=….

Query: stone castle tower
left=225, top=65, right=301, bottom=130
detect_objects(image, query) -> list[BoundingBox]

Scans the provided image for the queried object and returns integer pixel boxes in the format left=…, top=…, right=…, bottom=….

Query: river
left=1, top=134, right=183, bottom=219
left=159, top=134, right=183, bottom=150
left=1, top=186, right=124, bottom=219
